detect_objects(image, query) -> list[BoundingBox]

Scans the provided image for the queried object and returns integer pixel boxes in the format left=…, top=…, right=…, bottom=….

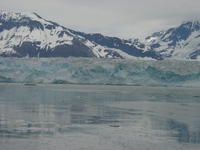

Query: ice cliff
left=1, top=58, right=200, bottom=87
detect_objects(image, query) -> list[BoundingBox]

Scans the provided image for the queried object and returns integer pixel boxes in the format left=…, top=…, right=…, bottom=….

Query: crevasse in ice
left=1, top=57, right=200, bottom=87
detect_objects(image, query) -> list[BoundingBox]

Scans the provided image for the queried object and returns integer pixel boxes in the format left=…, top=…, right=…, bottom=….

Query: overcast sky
left=1, top=0, right=200, bottom=39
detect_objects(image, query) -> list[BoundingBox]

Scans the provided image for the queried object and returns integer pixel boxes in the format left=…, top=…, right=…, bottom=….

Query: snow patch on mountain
left=21, top=12, right=53, bottom=25
left=0, top=25, right=74, bottom=51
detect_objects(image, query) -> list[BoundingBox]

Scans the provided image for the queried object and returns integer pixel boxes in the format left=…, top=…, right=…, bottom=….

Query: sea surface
left=0, top=83, right=200, bottom=150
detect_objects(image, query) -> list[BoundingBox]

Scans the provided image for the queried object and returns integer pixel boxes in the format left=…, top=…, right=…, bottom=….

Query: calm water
left=0, top=83, right=200, bottom=150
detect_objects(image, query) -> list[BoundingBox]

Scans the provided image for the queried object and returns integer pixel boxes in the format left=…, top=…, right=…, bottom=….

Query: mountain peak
left=146, top=20, right=200, bottom=60
left=0, top=11, right=53, bottom=28
left=21, top=12, right=42, bottom=19
left=181, top=20, right=200, bottom=25
left=0, top=10, right=20, bottom=22
left=180, top=21, right=200, bottom=30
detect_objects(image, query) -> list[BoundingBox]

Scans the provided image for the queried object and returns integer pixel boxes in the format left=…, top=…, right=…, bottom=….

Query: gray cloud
left=1, top=0, right=200, bottom=39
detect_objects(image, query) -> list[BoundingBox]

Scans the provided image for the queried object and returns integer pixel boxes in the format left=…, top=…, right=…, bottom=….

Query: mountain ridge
left=1, top=10, right=200, bottom=60
left=0, top=10, right=162, bottom=59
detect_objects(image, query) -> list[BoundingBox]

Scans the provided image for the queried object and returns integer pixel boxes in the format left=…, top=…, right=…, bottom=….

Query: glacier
left=1, top=58, right=200, bottom=87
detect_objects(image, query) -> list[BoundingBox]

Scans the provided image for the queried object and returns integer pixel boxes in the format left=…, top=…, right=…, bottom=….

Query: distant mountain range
left=1, top=10, right=200, bottom=60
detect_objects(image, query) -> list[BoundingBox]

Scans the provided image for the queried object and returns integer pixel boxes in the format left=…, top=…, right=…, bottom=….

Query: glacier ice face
left=1, top=58, right=200, bottom=87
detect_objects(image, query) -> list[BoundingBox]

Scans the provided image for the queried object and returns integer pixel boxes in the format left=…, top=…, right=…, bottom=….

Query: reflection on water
left=0, top=84, right=200, bottom=150
left=152, top=118, right=200, bottom=144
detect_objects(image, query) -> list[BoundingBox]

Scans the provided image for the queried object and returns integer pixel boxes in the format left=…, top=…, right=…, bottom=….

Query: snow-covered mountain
left=0, top=10, right=113, bottom=58
left=0, top=10, right=161, bottom=59
left=2, top=10, right=200, bottom=60
left=145, top=21, right=200, bottom=60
